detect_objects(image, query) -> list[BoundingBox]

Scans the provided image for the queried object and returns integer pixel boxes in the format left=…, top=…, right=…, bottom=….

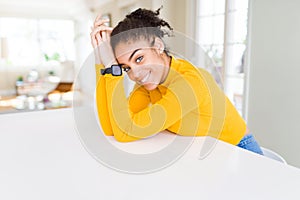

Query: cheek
left=127, top=73, right=136, bottom=81
left=151, top=65, right=164, bottom=77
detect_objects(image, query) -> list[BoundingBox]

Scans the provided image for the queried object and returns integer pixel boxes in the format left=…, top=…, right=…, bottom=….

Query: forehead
left=114, top=39, right=152, bottom=62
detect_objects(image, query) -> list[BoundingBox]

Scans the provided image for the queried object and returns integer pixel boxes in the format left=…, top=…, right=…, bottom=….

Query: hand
left=90, top=14, right=117, bottom=67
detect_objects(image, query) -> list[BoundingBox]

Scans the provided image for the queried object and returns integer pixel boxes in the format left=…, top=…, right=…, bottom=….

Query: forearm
left=95, top=64, right=113, bottom=136
left=104, top=75, right=142, bottom=142
left=98, top=69, right=200, bottom=142
left=105, top=74, right=198, bottom=141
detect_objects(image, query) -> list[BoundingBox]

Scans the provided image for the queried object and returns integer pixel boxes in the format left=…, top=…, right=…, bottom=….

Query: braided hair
left=110, top=7, right=173, bottom=54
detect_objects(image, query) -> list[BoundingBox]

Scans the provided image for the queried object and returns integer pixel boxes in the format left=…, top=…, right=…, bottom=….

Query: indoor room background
left=0, top=0, right=299, bottom=168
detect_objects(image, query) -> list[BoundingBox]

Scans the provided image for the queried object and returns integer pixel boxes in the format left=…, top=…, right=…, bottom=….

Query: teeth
left=140, top=72, right=150, bottom=83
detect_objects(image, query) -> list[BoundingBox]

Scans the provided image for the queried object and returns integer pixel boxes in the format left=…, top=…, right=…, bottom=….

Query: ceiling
left=0, top=0, right=112, bottom=19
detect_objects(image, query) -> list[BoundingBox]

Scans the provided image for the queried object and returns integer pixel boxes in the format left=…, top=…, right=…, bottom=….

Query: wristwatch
left=101, top=64, right=122, bottom=76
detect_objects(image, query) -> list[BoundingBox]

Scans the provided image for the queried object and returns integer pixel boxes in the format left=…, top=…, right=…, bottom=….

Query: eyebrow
left=128, top=48, right=141, bottom=62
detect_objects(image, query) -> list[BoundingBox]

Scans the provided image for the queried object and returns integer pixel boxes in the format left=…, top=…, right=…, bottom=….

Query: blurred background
left=0, top=0, right=248, bottom=114
left=1, top=0, right=300, bottom=168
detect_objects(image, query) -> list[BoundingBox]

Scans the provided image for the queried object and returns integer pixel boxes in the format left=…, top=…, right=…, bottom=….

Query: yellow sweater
left=95, top=56, right=246, bottom=145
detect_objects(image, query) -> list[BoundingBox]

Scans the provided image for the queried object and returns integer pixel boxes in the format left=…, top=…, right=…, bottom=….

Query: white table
left=1, top=108, right=300, bottom=200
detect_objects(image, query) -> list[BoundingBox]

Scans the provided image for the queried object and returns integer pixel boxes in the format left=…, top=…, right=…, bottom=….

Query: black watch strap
left=101, top=64, right=122, bottom=76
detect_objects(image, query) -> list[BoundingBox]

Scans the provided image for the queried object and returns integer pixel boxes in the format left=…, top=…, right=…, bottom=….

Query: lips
left=138, top=71, right=151, bottom=84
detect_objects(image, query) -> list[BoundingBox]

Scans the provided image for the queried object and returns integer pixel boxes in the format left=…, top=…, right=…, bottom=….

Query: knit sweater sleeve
left=96, top=67, right=199, bottom=142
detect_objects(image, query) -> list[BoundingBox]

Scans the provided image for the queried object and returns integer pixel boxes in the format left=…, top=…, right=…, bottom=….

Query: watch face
left=111, top=65, right=122, bottom=76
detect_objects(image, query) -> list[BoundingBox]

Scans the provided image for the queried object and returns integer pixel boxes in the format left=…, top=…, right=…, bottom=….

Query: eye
left=135, top=56, right=143, bottom=63
left=122, top=65, right=131, bottom=72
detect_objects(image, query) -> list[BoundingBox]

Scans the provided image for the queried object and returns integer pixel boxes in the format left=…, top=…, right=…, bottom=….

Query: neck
left=160, top=53, right=171, bottom=84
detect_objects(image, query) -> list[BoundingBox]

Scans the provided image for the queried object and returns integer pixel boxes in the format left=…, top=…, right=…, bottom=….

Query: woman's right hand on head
left=90, top=14, right=117, bottom=67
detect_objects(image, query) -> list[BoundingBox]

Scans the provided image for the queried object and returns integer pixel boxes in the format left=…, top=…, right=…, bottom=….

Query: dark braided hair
left=110, top=7, right=173, bottom=54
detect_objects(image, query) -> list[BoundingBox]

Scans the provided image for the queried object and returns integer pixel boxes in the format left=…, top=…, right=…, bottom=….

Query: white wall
left=92, top=0, right=188, bottom=33
left=246, top=0, right=300, bottom=167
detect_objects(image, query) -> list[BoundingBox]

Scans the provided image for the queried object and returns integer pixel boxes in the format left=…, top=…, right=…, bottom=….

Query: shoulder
left=171, top=57, right=210, bottom=80
left=171, top=56, right=195, bottom=70
left=171, top=56, right=208, bottom=75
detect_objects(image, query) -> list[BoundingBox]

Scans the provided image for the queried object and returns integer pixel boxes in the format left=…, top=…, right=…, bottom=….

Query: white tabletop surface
left=1, top=108, right=300, bottom=200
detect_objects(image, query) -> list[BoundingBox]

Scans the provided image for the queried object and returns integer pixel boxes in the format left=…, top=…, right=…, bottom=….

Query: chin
left=144, top=83, right=158, bottom=91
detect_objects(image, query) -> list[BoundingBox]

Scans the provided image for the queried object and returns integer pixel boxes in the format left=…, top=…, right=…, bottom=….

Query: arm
left=103, top=70, right=200, bottom=142
left=128, top=84, right=150, bottom=113
left=91, top=14, right=119, bottom=136
left=91, top=14, right=154, bottom=140
left=95, top=64, right=113, bottom=136
left=95, top=69, right=151, bottom=138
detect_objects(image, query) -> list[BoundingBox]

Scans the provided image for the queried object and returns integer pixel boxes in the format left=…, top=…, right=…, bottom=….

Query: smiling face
left=114, top=37, right=170, bottom=91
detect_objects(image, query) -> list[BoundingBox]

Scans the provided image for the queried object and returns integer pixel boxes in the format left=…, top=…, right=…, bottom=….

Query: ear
left=153, top=37, right=165, bottom=54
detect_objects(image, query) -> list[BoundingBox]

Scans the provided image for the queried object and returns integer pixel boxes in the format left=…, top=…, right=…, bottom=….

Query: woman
left=90, top=8, right=263, bottom=155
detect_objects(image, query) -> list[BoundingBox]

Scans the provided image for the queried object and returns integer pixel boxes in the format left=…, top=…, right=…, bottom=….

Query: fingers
left=96, top=32, right=102, bottom=46
left=91, top=35, right=98, bottom=49
left=91, top=28, right=101, bottom=48
left=90, top=26, right=113, bottom=47
left=94, top=18, right=110, bottom=27
left=103, top=30, right=112, bottom=42
left=91, top=13, right=116, bottom=66
left=90, top=25, right=113, bottom=36
left=94, top=13, right=102, bottom=25
left=91, top=13, right=114, bottom=47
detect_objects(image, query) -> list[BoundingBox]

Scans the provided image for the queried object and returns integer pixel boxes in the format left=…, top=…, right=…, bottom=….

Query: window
left=0, top=18, right=75, bottom=66
left=196, top=0, right=249, bottom=115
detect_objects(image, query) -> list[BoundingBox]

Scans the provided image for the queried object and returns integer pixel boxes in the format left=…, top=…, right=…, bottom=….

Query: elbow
left=114, top=134, right=140, bottom=143
left=114, top=136, right=128, bottom=143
